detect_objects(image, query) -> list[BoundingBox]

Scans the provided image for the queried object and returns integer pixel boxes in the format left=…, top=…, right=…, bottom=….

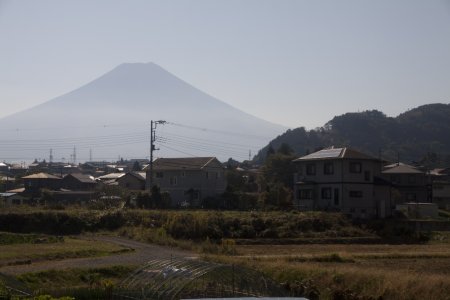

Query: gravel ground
left=0, top=235, right=196, bottom=276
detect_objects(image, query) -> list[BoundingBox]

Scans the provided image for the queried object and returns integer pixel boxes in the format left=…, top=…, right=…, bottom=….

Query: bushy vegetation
left=0, top=208, right=370, bottom=243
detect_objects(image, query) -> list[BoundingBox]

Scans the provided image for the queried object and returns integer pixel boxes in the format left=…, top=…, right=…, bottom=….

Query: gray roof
left=97, top=173, right=126, bottom=180
left=152, top=157, right=220, bottom=171
left=64, top=173, right=96, bottom=183
left=383, top=162, right=417, bottom=169
left=0, top=193, right=17, bottom=197
left=382, top=164, right=423, bottom=174
left=119, top=172, right=146, bottom=181
left=294, top=147, right=377, bottom=161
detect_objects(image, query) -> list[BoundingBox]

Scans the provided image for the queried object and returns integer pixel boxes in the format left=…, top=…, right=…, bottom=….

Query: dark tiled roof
left=152, top=157, right=218, bottom=171
left=294, top=147, right=378, bottom=161
left=64, top=173, right=96, bottom=183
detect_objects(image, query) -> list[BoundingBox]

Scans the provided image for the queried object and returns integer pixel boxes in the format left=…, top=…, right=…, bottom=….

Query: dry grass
left=0, top=237, right=131, bottom=265
left=208, top=242, right=450, bottom=299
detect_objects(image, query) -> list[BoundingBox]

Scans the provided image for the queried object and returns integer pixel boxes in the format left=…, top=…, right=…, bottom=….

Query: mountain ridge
left=255, top=103, right=450, bottom=166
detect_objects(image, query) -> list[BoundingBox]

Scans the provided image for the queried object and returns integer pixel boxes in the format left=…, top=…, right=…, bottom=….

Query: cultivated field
left=210, top=241, right=450, bottom=300
left=0, top=208, right=449, bottom=299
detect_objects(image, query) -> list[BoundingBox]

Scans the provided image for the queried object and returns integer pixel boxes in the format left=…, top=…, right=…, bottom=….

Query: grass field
left=1, top=208, right=449, bottom=299
left=0, top=235, right=132, bottom=265
left=208, top=242, right=450, bottom=300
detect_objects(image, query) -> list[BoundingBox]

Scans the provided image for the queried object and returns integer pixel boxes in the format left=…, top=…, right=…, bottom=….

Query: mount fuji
left=0, top=63, right=287, bottom=162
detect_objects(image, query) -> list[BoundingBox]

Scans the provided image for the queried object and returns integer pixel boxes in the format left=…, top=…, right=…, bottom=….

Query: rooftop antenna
left=49, top=149, right=53, bottom=163
left=73, top=146, right=77, bottom=165
left=89, top=149, right=92, bottom=162
left=248, top=150, right=251, bottom=161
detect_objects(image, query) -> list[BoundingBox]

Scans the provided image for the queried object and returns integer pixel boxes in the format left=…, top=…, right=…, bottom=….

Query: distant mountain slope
left=255, top=103, right=450, bottom=166
left=0, top=63, right=287, bottom=162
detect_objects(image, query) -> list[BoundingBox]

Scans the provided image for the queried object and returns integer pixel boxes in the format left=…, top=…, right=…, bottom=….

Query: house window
left=324, top=163, right=334, bottom=175
left=206, top=172, right=209, bottom=179
left=321, top=188, right=332, bottom=199
left=349, top=191, right=363, bottom=198
left=297, top=166, right=303, bottom=176
left=406, top=193, right=416, bottom=201
left=334, top=188, right=340, bottom=205
left=170, top=177, right=177, bottom=186
left=390, top=175, right=399, bottom=184
left=216, top=172, right=220, bottom=179
left=349, top=162, right=362, bottom=173
left=364, top=171, right=371, bottom=181
left=155, top=172, right=163, bottom=178
left=298, top=189, right=313, bottom=199
left=306, top=164, right=316, bottom=175
left=181, top=171, right=186, bottom=177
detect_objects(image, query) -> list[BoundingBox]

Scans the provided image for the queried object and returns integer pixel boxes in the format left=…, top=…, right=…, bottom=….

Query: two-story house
left=381, top=163, right=429, bottom=203
left=146, top=157, right=227, bottom=207
left=293, top=147, right=390, bottom=218
left=61, top=173, right=97, bottom=190
left=22, top=172, right=62, bottom=195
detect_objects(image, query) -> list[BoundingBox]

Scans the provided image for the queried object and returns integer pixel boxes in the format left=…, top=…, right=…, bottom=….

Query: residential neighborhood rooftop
left=22, top=172, right=61, bottom=179
left=152, top=157, right=218, bottom=171
left=293, top=147, right=378, bottom=161
left=64, top=173, right=96, bottom=183
left=382, top=164, right=424, bottom=174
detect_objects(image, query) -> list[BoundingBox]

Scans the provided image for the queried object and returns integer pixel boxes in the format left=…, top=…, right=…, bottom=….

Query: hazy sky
left=1, top=0, right=450, bottom=129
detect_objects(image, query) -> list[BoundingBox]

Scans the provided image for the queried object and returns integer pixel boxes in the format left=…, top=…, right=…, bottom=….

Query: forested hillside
left=254, top=103, right=450, bottom=167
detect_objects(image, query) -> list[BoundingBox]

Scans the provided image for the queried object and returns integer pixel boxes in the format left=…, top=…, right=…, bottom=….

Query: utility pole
left=73, top=146, right=77, bottom=165
left=149, top=120, right=166, bottom=189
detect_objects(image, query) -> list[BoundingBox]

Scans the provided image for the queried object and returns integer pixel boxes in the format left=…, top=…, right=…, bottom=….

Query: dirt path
left=0, top=236, right=196, bottom=276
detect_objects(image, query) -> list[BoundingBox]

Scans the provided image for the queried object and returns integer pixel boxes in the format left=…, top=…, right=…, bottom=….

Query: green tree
left=266, top=143, right=275, bottom=160
left=258, top=152, right=296, bottom=209
left=277, top=142, right=294, bottom=155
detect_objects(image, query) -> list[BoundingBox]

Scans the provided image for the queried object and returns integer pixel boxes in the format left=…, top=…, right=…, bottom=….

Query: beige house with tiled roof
left=293, top=147, right=391, bottom=218
left=146, top=157, right=226, bottom=207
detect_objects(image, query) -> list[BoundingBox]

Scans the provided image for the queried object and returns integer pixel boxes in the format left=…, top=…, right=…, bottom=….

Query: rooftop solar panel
left=299, top=148, right=343, bottom=160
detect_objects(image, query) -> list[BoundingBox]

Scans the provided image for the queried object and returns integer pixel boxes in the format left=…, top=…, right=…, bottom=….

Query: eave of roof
left=153, top=157, right=218, bottom=171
